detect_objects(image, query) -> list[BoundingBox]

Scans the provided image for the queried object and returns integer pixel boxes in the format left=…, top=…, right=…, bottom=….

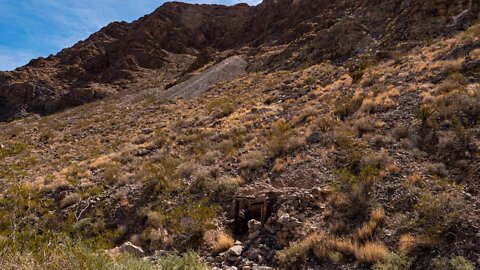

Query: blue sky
left=0, top=0, right=260, bottom=71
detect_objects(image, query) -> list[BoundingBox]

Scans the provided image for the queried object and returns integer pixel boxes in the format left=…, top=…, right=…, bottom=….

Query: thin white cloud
left=0, top=46, right=38, bottom=71
left=0, top=0, right=264, bottom=70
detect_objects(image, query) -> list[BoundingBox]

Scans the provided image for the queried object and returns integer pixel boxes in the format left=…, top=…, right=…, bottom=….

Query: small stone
left=228, top=245, right=244, bottom=257
left=306, top=131, right=322, bottom=144
left=284, top=218, right=302, bottom=229
left=248, top=230, right=261, bottom=240
left=248, top=219, right=262, bottom=232
left=135, top=149, right=151, bottom=157
left=277, top=213, right=290, bottom=224
left=252, top=267, right=273, bottom=270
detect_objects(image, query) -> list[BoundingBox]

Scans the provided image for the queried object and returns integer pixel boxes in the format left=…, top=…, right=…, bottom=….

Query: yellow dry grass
left=212, top=232, right=234, bottom=254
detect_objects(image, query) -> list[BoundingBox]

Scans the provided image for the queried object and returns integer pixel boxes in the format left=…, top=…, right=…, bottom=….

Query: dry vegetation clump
left=361, top=89, right=399, bottom=114
left=442, top=59, right=464, bottom=75
left=240, top=151, right=266, bottom=171
left=355, top=209, right=385, bottom=241
left=372, top=252, right=412, bottom=270
left=399, top=234, right=430, bottom=255
left=277, top=232, right=389, bottom=266
left=413, top=190, right=465, bottom=237
left=206, top=97, right=237, bottom=118
left=354, top=242, right=389, bottom=263
left=59, top=193, right=82, bottom=209
left=430, top=256, right=476, bottom=270
left=334, top=93, right=364, bottom=120
left=267, top=120, right=304, bottom=157
left=211, top=232, right=235, bottom=254
left=425, top=162, right=448, bottom=177
left=352, top=117, right=375, bottom=138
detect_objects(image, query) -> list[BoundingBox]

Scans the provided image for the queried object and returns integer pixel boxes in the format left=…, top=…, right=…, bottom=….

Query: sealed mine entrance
left=233, top=195, right=270, bottom=235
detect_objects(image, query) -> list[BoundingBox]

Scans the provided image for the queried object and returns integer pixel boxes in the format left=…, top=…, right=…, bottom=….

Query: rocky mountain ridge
left=1, top=0, right=478, bottom=121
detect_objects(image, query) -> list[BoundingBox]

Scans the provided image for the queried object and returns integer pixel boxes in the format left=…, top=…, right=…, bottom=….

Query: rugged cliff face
left=0, top=0, right=478, bottom=121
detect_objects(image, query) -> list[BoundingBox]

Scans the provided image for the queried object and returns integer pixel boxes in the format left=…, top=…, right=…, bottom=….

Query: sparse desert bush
left=434, top=87, right=480, bottom=128
left=276, top=233, right=320, bottom=264
left=460, top=22, right=480, bottom=40
left=140, top=156, right=180, bottom=193
left=314, top=116, right=339, bottom=132
left=392, top=124, right=410, bottom=140
left=430, top=256, right=475, bottom=270
left=159, top=251, right=208, bottom=270
left=267, top=120, right=304, bottom=157
left=442, top=59, right=463, bottom=75
left=103, top=163, right=122, bottom=185
left=370, top=134, right=395, bottom=149
left=278, top=232, right=389, bottom=265
left=0, top=237, right=164, bottom=270
left=361, top=93, right=397, bottom=114
left=414, top=190, right=464, bottom=237
left=355, top=209, right=385, bottom=240
left=216, top=175, right=244, bottom=192
left=159, top=198, right=217, bottom=236
left=0, top=142, right=29, bottom=161
left=425, top=162, right=448, bottom=177
left=372, top=252, right=412, bottom=270
left=437, top=78, right=461, bottom=94
left=348, top=55, right=376, bottom=83
left=60, top=193, right=82, bottom=209
left=448, top=256, right=475, bottom=270
left=354, top=242, right=389, bottom=263
left=39, top=129, right=55, bottom=143
left=362, top=150, right=393, bottom=170
left=206, top=98, right=236, bottom=118
left=240, top=151, right=266, bottom=171
left=415, top=104, right=436, bottom=125
left=334, top=95, right=364, bottom=120
left=353, top=117, right=375, bottom=137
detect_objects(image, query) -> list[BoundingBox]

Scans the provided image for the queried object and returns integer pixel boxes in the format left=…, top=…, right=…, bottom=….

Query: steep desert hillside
left=1, top=0, right=478, bottom=121
left=1, top=0, right=480, bottom=269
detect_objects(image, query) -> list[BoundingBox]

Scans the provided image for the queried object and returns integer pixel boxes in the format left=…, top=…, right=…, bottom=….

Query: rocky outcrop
left=0, top=0, right=478, bottom=121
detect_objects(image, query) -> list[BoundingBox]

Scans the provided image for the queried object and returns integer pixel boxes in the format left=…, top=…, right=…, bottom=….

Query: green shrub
left=206, top=98, right=236, bottom=118
left=449, top=256, right=475, bottom=270
left=141, top=157, right=180, bottom=193
left=431, top=256, right=475, bottom=270
left=0, top=235, right=205, bottom=270
left=0, top=142, right=29, bottom=161
left=267, top=120, right=303, bottom=157
left=159, top=251, right=208, bottom=270
left=414, top=191, right=464, bottom=236
left=415, top=105, right=435, bottom=125
left=372, top=252, right=412, bottom=270
left=334, top=95, right=363, bottom=120
left=158, top=198, right=217, bottom=236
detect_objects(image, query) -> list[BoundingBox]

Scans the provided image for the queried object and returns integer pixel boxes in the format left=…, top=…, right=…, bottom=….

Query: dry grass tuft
left=212, top=232, right=235, bottom=254
left=355, top=209, right=385, bottom=240
left=442, top=59, right=463, bottom=74
left=354, top=242, right=389, bottom=263
left=399, top=234, right=435, bottom=254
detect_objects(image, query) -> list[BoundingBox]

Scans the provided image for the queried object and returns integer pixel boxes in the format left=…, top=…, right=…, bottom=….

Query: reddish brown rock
left=0, top=0, right=478, bottom=121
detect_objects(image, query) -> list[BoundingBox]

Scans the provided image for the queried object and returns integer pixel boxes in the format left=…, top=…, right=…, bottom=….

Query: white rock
left=228, top=245, right=244, bottom=257
left=118, top=241, right=144, bottom=257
